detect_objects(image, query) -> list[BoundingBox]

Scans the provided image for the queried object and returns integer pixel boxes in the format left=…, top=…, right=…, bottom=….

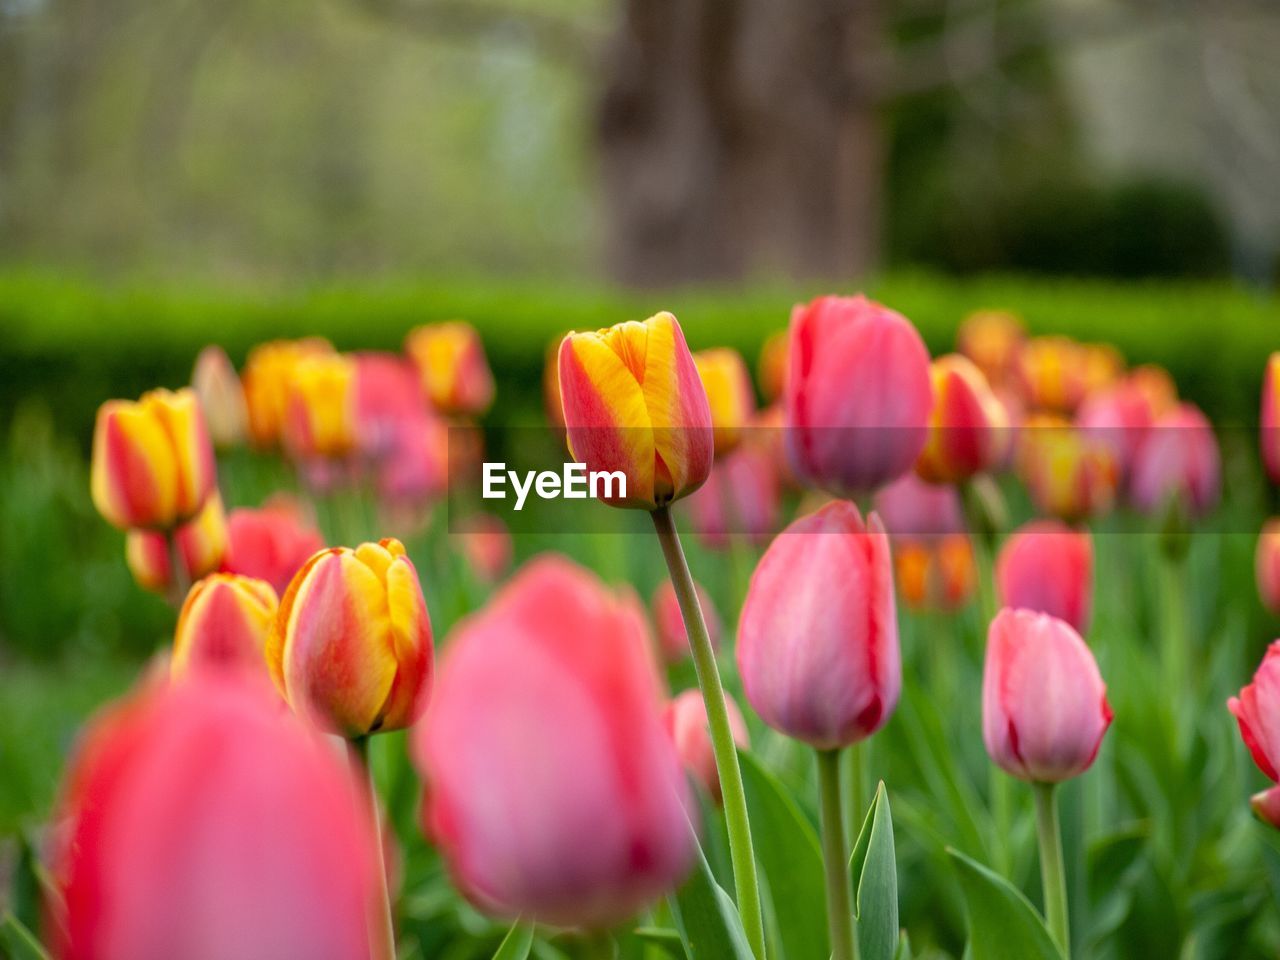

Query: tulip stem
left=166, top=529, right=190, bottom=609
left=350, top=737, right=397, bottom=960
left=651, top=506, right=766, bottom=960
left=817, top=749, right=858, bottom=960
left=1032, top=781, right=1069, bottom=956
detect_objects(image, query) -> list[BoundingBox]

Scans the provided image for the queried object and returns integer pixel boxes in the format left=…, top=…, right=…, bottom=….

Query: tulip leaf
left=491, top=920, right=534, bottom=960
left=947, top=848, right=1064, bottom=960
left=738, top=750, right=827, bottom=960
left=848, top=781, right=899, bottom=960
left=669, top=839, right=755, bottom=960
left=630, top=927, right=688, bottom=959
left=0, top=913, right=51, bottom=960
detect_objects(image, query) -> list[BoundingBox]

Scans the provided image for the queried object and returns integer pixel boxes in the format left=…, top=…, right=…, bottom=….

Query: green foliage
left=947, top=849, right=1063, bottom=960
left=669, top=842, right=756, bottom=960
left=852, top=783, right=899, bottom=960
left=492, top=923, right=534, bottom=960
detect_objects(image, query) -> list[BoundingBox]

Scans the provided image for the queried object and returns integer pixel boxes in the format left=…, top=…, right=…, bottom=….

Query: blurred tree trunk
left=597, top=0, right=885, bottom=287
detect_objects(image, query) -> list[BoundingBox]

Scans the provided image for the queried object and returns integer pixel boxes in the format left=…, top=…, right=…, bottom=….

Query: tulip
left=996, top=520, right=1093, bottom=634
left=405, top=321, right=495, bottom=416
left=413, top=556, right=694, bottom=929
left=558, top=312, right=713, bottom=510
left=784, top=294, right=933, bottom=496
left=893, top=534, right=976, bottom=612
left=354, top=352, right=427, bottom=460
left=652, top=578, right=723, bottom=664
left=956, top=309, right=1025, bottom=388
left=1081, top=342, right=1125, bottom=396
left=683, top=445, right=781, bottom=549
left=222, top=498, right=326, bottom=597
left=694, top=347, right=756, bottom=456
left=242, top=338, right=335, bottom=448
left=1017, top=415, right=1118, bottom=523
left=50, top=674, right=380, bottom=960
left=664, top=689, right=750, bottom=803
left=738, top=500, right=900, bottom=749
left=757, top=330, right=789, bottom=402
left=267, top=538, right=433, bottom=738
left=375, top=413, right=450, bottom=512
left=1129, top=403, right=1220, bottom=519
left=1263, top=353, right=1280, bottom=485
left=983, top=608, right=1112, bottom=783
left=916, top=354, right=1009, bottom=484
left=283, top=353, right=357, bottom=462
left=1228, top=640, right=1280, bottom=782
left=191, top=345, right=248, bottom=449
left=1075, top=376, right=1161, bottom=480
left=1128, top=364, right=1178, bottom=417
left=126, top=493, right=228, bottom=594
left=91, top=387, right=217, bottom=532
left=1258, top=520, right=1280, bottom=617
left=455, top=514, right=514, bottom=584
left=875, top=472, right=966, bottom=537
left=172, top=574, right=278, bottom=678
left=1253, top=786, right=1280, bottom=830
left=1018, top=336, right=1087, bottom=414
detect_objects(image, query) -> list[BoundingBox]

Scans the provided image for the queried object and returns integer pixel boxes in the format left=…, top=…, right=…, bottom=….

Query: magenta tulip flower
left=664, top=689, right=750, bottom=804
left=652, top=578, right=723, bottom=664
left=996, top=520, right=1094, bottom=634
left=1229, top=640, right=1280, bottom=782
left=1129, top=403, right=1221, bottom=518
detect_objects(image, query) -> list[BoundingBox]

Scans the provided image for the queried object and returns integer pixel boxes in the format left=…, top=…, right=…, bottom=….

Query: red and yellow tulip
left=693, top=347, right=756, bottom=456
left=405, top=321, right=495, bottom=416
left=126, top=492, right=228, bottom=593
left=282, top=352, right=357, bottom=461
left=242, top=338, right=335, bottom=448
left=172, top=574, right=278, bottom=678
left=916, top=354, right=1009, bottom=485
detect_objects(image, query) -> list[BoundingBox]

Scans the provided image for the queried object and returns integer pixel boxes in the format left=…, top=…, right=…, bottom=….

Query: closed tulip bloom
left=172, top=575, right=278, bottom=678
left=354, top=352, right=427, bottom=460
left=126, top=493, right=228, bottom=593
left=1128, top=364, right=1178, bottom=417
left=683, top=445, right=781, bottom=548
left=50, top=674, right=379, bottom=960
left=757, top=330, right=789, bottom=402
left=405, top=321, right=495, bottom=416
left=1258, top=520, right=1280, bottom=616
left=91, top=387, right=217, bottom=531
left=242, top=338, right=335, bottom=448
left=267, top=538, right=433, bottom=737
left=737, top=501, right=900, bottom=749
left=455, top=514, right=514, bottom=584
left=558, top=312, right=713, bottom=510
left=283, top=353, right=357, bottom=461
left=1018, top=336, right=1087, bottom=414
left=1229, top=640, right=1280, bottom=782
left=652, top=577, right=723, bottom=664
left=956, top=309, right=1025, bottom=388
left=414, top=556, right=694, bottom=928
left=1017, top=415, right=1118, bottom=523
left=916, top=354, right=1009, bottom=484
left=664, top=689, right=750, bottom=803
left=874, top=472, right=966, bottom=537
left=1076, top=377, right=1161, bottom=480
left=983, top=608, right=1112, bottom=783
left=894, top=534, right=976, bottom=612
left=1129, top=403, right=1220, bottom=519
left=1263, top=354, right=1280, bottom=485
left=996, top=521, right=1093, bottom=634
left=1081, top=343, right=1125, bottom=396
left=1254, top=786, right=1280, bottom=829
left=694, top=347, right=756, bottom=456
left=192, top=346, right=248, bottom=449
left=376, top=413, right=449, bottom=508
left=222, top=498, right=326, bottom=597
left=785, top=294, right=933, bottom=496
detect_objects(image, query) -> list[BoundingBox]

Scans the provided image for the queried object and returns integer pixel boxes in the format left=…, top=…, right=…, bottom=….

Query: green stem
left=651, top=506, right=766, bottom=960
left=848, top=741, right=868, bottom=831
left=1158, top=550, right=1190, bottom=718
left=351, top=737, right=397, bottom=960
left=1033, top=782, right=1069, bottom=956
left=817, top=749, right=859, bottom=960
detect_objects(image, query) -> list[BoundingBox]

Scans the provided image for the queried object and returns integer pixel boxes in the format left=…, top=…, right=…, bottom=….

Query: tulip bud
left=242, top=338, right=335, bottom=448
left=1081, top=342, right=1125, bottom=397
left=664, top=689, right=750, bottom=803
left=757, top=330, right=789, bottom=402
left=1017, top=415, right=1118, bottom=523
left=737, top=501, right=900, bottom=749
left=784, top=294, right=933, bottom=496
left=222, top=498, right=326, bottom=597
left=1129, top=403, right=1220, bottom=519
left=1076, top=376, right=1161, bottom=481
left=283, top=353, right=357, bottom=462
left=91, top=388, right=217, bottom=531
left=172, top=574, right=278, bottom=678
left=893, top=534, right=977, bottom=612
left=651, top=577, right=723, bottom=664
left=694, top=347, right=756, bottom=456
left=916, top=354, right=1009, bottom=484
left=996, top=520, right=1093, bottom=634
left=455, top=514, right=514, bottom=584
left=683, top=445, right=781, bottom=549
left=1228, top=640, right=1280, bottom=782
left=875, top=472, right=966, bottom=537
left=50, top=674, right=380, bottom=960
left=414, top=556, right=694, bottom=928
left=1129, top=364, right=1178, bottom=417
left=405, top=321, right=495, bottom=416
left=126, top=493, right=228, bottom=593
left=191, top=345, right=248, bottom=449
left=267, top=538, right=433, bottom=737
left=956, top=309, right=1025, bottom=388
left=558, top=312, right=713, bottom=510
left=353, top=352, right=427, bottom=460
left=1263, top=353, right=1280, bottom=485
left=982, top=608, right=1112, bottom=783
left=376, top=412, right=450, bottom=511
left=1254, top=786, right=1280, bottom=830
left=1018, top=336, right=1087, bottom=414
left=1258, top=520, right=1280, bottom=617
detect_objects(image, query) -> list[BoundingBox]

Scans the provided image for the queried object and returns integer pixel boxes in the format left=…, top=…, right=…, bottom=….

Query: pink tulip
left=874, top=473, right=966, bottom=538
left=996, top=521, right=1093, bottom=634
left=414, top=556, right=694, bottom=928
left=737, top=501, right=900, bottom=749
left=1254, top=786, right=1280, bottom=830
left=50, top=674, right=379, bottom=960
left=1263, top=354, right=1280, bottom=485
left=455, top=514, right=514, bottom=584
left=354, top=352, right=427, bottom=460
left=1129, top=403, right=1220, bottom=518
left=663, top=689, right=750, bottom=803
left=785, top=295, right=933, bottom=496
left=651, top=578, right=723, bottom=664
left=683, top=445, right=781, bottom=548
left=983, top=608, right=1112, bottom=783
left=1258, top=520, right=1280, bottom=617
left=1229, top=640, right=1280, bottom=782
left=1075, top=377, right=1162, bottom=479
left=222, top=498, right=326, bottom=597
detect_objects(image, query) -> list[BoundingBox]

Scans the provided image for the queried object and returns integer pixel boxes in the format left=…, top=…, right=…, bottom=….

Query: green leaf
left=669, top=839, right=755, bottom=960
left=738, top=750, right=827, bottom=960
left=629, top=927, right=687, bottom=959
left=849, top=782, right=899, bottom=960
left=492, top=920, right=534, bottom=960
left=947, top=848, right=1064, bottom=960
left=0, top=913, right=51, bottom=960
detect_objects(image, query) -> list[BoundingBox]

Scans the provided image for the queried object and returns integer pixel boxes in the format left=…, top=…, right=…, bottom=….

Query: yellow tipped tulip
left=126, top=492, right=228, bottom=593
left=172, top=574, right=278, bottom=678
left=916, top=354, right=1009, bottom=485
left=405, top=321, right=495, bottom=416
left=282, top=353, right=357, bottom=460
left=693, top=347, right=756, bottom=457
left=241, top=338, right=335, bottom=448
